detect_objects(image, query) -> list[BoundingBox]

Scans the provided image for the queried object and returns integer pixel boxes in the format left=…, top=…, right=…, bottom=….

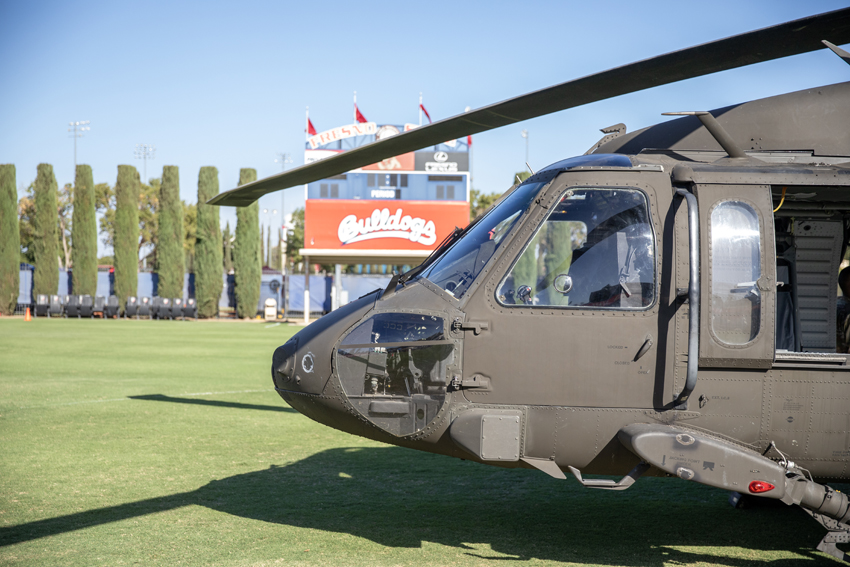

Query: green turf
left=0, top=317, right=845, bottom=566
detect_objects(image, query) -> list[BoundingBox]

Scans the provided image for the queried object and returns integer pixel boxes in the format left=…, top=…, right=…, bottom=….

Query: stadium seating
left=157, top=298, right=172, bottom=320
left=49, top=295, right=62, bottom=317
left=183, top=298, right=197, bottom=319
left=138, top=297, right=152, bottom=318
left=171, top=298, right=184, bottom=319
left=105, top=296, right=120, bottom=318
left=35, top=294, right=49, bottom=317
left=65, top=295, right=80, bottom=317
left=34, top=293, right=203, bottom=322
left=78, top=295, right=94, bottom=318
left=93, top=296, right=106, bottom=318
left=126, top=297, right=140, bottom=317
left=149, top=297, right=161, bottom=319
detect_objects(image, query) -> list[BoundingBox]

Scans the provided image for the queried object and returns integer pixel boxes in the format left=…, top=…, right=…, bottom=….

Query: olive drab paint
left=222, top=10, right=850, bottom=561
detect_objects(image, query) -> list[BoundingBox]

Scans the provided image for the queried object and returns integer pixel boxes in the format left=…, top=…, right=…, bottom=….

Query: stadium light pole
left=134, top=144, right=156, bottom=184
left=68, top=120, right=90, bottom=169
left=465, top=106, right=473, bottom=198
left=275, top=152, right=292, bottom=171
left=262, top=207, right=278, bottom=267
left=274, top=152, right=292, bottom=275
left=521, top=129, right=529, bottom=166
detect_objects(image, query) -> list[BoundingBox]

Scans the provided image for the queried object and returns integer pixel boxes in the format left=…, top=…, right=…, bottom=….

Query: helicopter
left=210, top=9, right=850, bottom=561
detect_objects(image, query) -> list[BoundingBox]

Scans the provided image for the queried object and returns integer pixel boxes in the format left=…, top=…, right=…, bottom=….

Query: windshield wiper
left=400, top=225, right=467, bottom=285
left=381, top=224, right=469, bottom=300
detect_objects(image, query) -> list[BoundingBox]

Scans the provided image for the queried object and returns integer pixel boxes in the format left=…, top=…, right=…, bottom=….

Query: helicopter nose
left=271, top=338, right=299, bottom=389
left=271, top=336, right=329, bottom=395
left=271, top=292, right=379, bottom=397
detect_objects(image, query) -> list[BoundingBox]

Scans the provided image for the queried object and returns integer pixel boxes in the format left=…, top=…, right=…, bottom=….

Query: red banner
left=355, top=105, right=368, bottom=124
left=305, top=200, right=469, bottom=250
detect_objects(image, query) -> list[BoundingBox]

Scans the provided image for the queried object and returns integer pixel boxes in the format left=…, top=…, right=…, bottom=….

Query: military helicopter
left=210, top=9, right=850, bottom=561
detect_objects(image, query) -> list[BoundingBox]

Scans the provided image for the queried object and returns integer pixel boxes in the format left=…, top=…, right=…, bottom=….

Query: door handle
left=674, top=189, right=700, bottom=408
left=451, top=319, right=489, bottom=335
left=634, top=335, right=654, bottom=362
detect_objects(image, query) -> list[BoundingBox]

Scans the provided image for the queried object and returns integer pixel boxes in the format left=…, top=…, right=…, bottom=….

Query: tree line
left=0, top=163, right=512, bottom=318
left=0, top=163, right=268, bottom=319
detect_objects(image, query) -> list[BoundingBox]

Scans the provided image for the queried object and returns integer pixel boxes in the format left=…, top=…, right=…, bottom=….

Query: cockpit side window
left=497, top=187, right=655, bottom=309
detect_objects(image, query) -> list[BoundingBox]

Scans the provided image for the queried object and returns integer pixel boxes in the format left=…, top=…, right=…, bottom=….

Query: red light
left=748, top=480, right=775, bottom=493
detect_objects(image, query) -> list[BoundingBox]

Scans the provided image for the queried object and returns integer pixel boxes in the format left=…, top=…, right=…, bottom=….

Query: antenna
left=823, top=40, right=850, bottom=65
left=662, top=111, right=747, bottom=159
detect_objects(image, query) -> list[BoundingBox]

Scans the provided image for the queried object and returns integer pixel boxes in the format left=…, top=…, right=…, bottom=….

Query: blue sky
left=2, top=1, right=848, bottom=255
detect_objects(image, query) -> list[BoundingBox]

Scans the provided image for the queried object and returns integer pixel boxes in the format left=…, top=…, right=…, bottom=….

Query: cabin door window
left=709, top=201, right=762, bottom=345
left=696, top=183, right=774, bottom=368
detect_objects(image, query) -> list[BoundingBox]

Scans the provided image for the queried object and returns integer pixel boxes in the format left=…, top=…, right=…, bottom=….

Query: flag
left=355, top=104, right=368, bottom=124
left=306, top=118, right=317, bottom=136
left=467, top=135, right=472, bottom=146
left=419, top=103, right=431, bottom=124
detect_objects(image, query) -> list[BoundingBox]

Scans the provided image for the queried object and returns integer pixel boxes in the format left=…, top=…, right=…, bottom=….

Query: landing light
left=748, top=480, right=775, bottom=493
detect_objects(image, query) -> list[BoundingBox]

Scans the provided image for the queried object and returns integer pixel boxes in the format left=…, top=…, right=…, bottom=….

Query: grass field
left=0, top=317, right=845, bottom=566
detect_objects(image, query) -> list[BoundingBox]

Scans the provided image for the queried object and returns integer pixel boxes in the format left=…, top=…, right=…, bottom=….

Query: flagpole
left=305, top=106, right=309, bottom=141
left=353, top=91, right=357, bottom=123
left=419, top=93, right=422, bottom=126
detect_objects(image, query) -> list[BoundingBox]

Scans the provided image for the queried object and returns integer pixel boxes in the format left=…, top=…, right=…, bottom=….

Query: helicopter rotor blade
left=210, top=8, right=850, bottom=207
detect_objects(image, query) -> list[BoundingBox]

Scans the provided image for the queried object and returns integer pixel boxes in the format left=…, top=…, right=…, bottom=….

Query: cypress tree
left=0, top=164, right=19, bottom=314
left=223, top=221, right=233, bottom=273
left=71, top=165, right=97, bottom=296
left=32, top=163, right=59, bottom=296
left=195, top=166, right=222, bottom=318
left=114, top=165, right=140, bottom=309
left=156, top=166, right=184, bottom=298
left=234, top=168, right=260, bottom=319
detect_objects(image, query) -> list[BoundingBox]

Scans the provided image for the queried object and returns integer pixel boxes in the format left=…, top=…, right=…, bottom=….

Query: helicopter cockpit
left=417, top=154, right=641, bottom=302
left=497, top=187, right=655, bottom=309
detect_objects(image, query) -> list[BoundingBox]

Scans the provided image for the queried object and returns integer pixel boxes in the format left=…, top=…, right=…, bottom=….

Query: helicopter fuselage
left=273, top=85, right=850, bottom=484
left=217, top=14, right=850, bottom=553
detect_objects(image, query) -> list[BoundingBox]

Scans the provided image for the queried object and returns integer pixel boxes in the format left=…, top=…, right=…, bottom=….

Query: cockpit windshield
left=420, top=179, right=546, bottom=298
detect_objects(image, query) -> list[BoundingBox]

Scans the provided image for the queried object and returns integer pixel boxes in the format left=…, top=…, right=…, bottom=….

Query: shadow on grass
left=1, top=446, right=844, bottom=565
left=128, top=394, right=296, bottom=413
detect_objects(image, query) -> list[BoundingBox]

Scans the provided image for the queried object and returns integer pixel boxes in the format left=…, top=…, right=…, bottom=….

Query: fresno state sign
left=305, top=200, right=469, bottom=251
left=339, top=208, right=436, bottom=245
left=308, top=122, right=377, bottom=149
